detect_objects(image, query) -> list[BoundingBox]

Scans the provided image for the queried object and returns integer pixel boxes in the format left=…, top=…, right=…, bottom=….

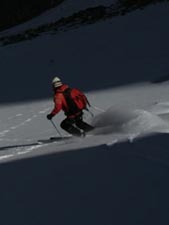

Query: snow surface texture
left=0, top=1, right=169, bottom=225
left=0, top=82, right=169, bottom=162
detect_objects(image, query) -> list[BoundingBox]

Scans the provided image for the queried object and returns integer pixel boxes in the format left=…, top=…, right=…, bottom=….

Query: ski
left=37, top=136, right=72, bottom=144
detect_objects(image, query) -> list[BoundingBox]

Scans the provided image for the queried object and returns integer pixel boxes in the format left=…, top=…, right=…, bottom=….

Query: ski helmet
left=52, top=76, right=62, bottom=88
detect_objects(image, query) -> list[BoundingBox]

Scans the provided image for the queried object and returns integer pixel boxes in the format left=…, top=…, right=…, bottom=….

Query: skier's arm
left=50, top=95, right=63, bottom=116
left=47, top=94, right=63, bottom=120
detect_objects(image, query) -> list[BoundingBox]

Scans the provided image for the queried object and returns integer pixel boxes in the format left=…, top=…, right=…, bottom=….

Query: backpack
left=63, top=88, right=90, bottom=115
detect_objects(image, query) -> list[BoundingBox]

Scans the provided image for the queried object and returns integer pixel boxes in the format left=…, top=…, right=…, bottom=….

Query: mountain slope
left=0, top=0, right=64, bottom=32
left=0, top=0, right=168, bottom=45
left=0, top=2, right=169, bottom=225
left=0, top=1, right=169, bottom=103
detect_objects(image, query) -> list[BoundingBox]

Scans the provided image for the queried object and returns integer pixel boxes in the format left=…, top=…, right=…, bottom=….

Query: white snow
left=0, top=82, right=169, bottom=162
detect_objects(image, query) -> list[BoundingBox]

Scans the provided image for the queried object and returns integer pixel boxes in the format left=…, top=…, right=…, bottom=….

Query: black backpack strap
left=62, top=88, right=80, bottom=115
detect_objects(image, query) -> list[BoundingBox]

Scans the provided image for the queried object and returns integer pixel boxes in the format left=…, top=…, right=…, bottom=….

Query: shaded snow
left=0, top=2, right=169, bottom=103
left=0, top=0, right=116, bottom=36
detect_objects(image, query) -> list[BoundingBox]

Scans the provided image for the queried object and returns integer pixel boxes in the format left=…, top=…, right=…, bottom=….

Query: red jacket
left=50, top=84, right=81, bottom=118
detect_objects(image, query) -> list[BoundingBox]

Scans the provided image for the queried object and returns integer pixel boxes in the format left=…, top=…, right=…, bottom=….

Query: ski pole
left=50, top=119, right=62, bottom=138
left=85, top=108, right=94, bottom=117
left=91, top=105, right=105, bottom=113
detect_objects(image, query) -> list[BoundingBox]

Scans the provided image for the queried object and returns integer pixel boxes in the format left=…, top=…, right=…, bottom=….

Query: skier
left=47, top=77, right=94, bottom=137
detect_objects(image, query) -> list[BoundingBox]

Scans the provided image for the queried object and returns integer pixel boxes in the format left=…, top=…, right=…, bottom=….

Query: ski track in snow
left=0, top=106, right=51, bottom=138
left=0, top=97, right=169, bottom=162
left=0, top=108, right=49, bottom=142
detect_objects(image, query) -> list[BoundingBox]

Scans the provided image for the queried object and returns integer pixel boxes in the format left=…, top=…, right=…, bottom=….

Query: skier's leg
left=75, top=115, right=94, bottom=132
left=60, top=118, right=83, bottom=136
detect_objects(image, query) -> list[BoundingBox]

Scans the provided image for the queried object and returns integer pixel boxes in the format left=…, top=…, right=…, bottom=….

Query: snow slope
left=0, top=1, right=169, bottom=225
left=0, top=2, right=169, bottom=103
left=0, top=82, right=169, bottom=162
left=0, top=0, right=116, bottom=36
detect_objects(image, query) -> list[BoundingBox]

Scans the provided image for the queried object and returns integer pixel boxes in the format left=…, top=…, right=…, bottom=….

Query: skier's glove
left=47, top=114, right=53, bottom=120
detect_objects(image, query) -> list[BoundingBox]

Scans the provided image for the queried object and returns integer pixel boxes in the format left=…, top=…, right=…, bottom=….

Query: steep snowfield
left=0, top=2, right=169, bottom=104
left=0, top=1, right=169, bottom=225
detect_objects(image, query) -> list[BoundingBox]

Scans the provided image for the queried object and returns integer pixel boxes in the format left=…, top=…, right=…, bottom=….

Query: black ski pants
left=60, top=113, right=93, bottom=136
